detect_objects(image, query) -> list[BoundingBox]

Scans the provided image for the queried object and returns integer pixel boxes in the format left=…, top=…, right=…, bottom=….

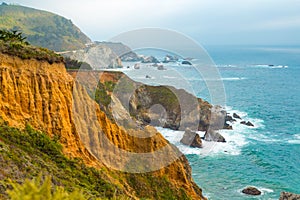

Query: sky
left=3, top=0, right=300, bottom=45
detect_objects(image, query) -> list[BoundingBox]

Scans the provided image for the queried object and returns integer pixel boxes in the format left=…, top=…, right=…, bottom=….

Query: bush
left=64, top=57, right=92, bottom=70
left=0, top=123, right=122, bottom=199
left=0, top=29, right=64, bottom=64
left=7, top=175, right=88, bottom=200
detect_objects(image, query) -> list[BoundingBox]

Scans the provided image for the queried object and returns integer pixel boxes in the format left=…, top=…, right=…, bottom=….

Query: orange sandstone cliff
left=0, top=53, right=206, bottom=199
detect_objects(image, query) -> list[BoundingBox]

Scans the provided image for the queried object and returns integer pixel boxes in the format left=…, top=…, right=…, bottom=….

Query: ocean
left=120, top=45, right=300, bottom=199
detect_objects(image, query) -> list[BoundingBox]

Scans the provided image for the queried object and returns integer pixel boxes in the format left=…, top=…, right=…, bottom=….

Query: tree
left=0, top=29, right=29, bottom=44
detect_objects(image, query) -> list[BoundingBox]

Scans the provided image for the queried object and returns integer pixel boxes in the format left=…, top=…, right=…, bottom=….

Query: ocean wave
left=163, top=75, right=177, bottom=79
left=187, top=77, right=247, bottom=81
left=246, top=64, right=288, bottom=69
left=295, top=134, right=300, bottom=139
left=288, top=134, right=300, bottom=144
left=217, top=64, right=288, bottom=69
left=270, top=65, right=288, bottom=69
left=156, top=125, right=248, bottom=157
left=288, top=140, right=300, bottom=144
left=156, top=107, right=266, bottom=157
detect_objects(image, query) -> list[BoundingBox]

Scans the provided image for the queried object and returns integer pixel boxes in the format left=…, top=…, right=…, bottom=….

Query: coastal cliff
left=61, top=44, right=123, bottom=69
left=69, top=71, right=227, bottom=133
left=0, top=52, right=206, bottom=199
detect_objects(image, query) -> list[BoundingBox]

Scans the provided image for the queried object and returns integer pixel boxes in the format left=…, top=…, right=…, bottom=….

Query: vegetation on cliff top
left=0, top=3, right=91, bottom=51
left=0, top=29, right=64, bottom=64
left=0, top=29, right=93, bottom=68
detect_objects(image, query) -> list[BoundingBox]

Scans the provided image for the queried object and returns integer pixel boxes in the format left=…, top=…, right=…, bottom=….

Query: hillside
left=0, top=3, right=91, bottom=51
left=0, top=40, right=206, bottom=199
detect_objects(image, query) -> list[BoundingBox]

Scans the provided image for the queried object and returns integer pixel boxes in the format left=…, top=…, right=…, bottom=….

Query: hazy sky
left=3, top=0, right=300, bottom=45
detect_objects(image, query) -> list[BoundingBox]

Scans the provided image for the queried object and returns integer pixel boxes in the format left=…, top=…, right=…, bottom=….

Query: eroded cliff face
left=0, top=53, right=206, bottom=200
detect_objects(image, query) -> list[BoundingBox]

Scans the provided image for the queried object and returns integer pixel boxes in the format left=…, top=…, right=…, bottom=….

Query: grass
left=0, top=4, right=91, bottom=51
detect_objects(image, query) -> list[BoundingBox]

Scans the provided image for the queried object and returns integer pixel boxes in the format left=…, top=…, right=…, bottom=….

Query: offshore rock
left=180, top=129, right=202, bottom=148
left=241, top=121, right=254, bottom=127
left=279, top=192, right=300, bottom=200
left=233, top=113, right=242, bottom=119
left=242, top=187, right=261, bottom=195
left=204, top=129, right=226, bottom=142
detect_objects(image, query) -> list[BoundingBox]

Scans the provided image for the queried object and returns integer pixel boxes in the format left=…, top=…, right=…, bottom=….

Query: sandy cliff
left=0, top=53, right=206, bottom=199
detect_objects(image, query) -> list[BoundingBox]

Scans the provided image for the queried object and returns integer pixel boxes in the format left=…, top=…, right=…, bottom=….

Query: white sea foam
left=187, top=77, right=247, bottom=81
left=222, top=77, right=247, bottom=81
left=294, top=134, right=300, bottom=139
left=250, top=64, right=288, bottom=69
left=224, top=107, right=277, bottom=144
left=156, top=107, right=266, bottom=157
left=156, top=126, right=248, bottom=156
left=288, top=140, right=300, bottom=144
left=270, top=65, right=288, bottom=69
left=163, top=75, right=177, bottom=79
left=288, top=134, right=300, bottom=144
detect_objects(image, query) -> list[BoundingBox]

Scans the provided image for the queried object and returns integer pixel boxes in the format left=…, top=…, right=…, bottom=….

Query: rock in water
left=246, top=121, right=254, bottom=127
left=242, top=187, right=261, bottom=195
left=225, top=115, right=236, bottom=122
left=223, top=122, right=233, bottom=130
left=233, top=113, right=242, bottom=119
left=204, top=129, right=226, bottom=142
left=182, top=60, right=192, bottom=65
left=240, top=121, right=254, bottom=127
left=279, top=192, right=300, bottom=200
left=180, top=129, right=202, bottom=148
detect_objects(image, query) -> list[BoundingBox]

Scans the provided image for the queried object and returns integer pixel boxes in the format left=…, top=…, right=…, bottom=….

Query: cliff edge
left=0, top=50, right=206, bottom=199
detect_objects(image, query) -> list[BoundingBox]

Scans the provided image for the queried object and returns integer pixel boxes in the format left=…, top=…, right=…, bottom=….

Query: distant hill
left=0, top=3, right=91, bottom=51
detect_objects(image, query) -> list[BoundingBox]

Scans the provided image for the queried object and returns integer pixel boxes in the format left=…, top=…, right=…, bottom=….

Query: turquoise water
left=122, top=45, right=300, bottom=199
left=188, top=45, right=300, bottom=199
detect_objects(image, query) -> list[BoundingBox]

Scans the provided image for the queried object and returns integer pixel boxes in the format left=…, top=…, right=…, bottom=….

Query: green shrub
left=64, top=57, right=92, bottom=70
left=0, top=124, right=122, bottom=199
left=0, top=29, right=64, bottom=64
left=94, top=83, right=112, bottom=107
left=7, top=175, right=88, bottom=200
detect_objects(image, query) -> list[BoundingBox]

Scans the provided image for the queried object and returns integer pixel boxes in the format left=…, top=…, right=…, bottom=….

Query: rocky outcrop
left=233, top=113, right=241, bottom=119
left=70, top=71, right=228, bottom=143
left=180, top=129, right=202, bottom=148
left=128, top=84, right=227, bottom=132
left=0, top=53, right=206, bottom=200
left=141, top=55, right=159, bottom=63
left=61, top=44, right=122, bottom=69
left=95, top=41, right=140, bottom=61
left=241, top=121, right=254, bottom=127
left=182, top=60, right=192, bottom=65
left=225, top=115, right=236, bottom=122
left=204, top=129, right=226, bottom=142
left=242, top=187, right=261, bottom=195
left=163, top=55, right=178, bottom=63
left=279, top=192, right=300, bottom=200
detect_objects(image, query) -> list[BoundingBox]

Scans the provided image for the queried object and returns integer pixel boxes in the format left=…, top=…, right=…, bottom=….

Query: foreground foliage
left=8, top=175, right=87, bottom=200
left=0, top=123, right=124, bottom=199
left=0, top=122, right=190, bottom=199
